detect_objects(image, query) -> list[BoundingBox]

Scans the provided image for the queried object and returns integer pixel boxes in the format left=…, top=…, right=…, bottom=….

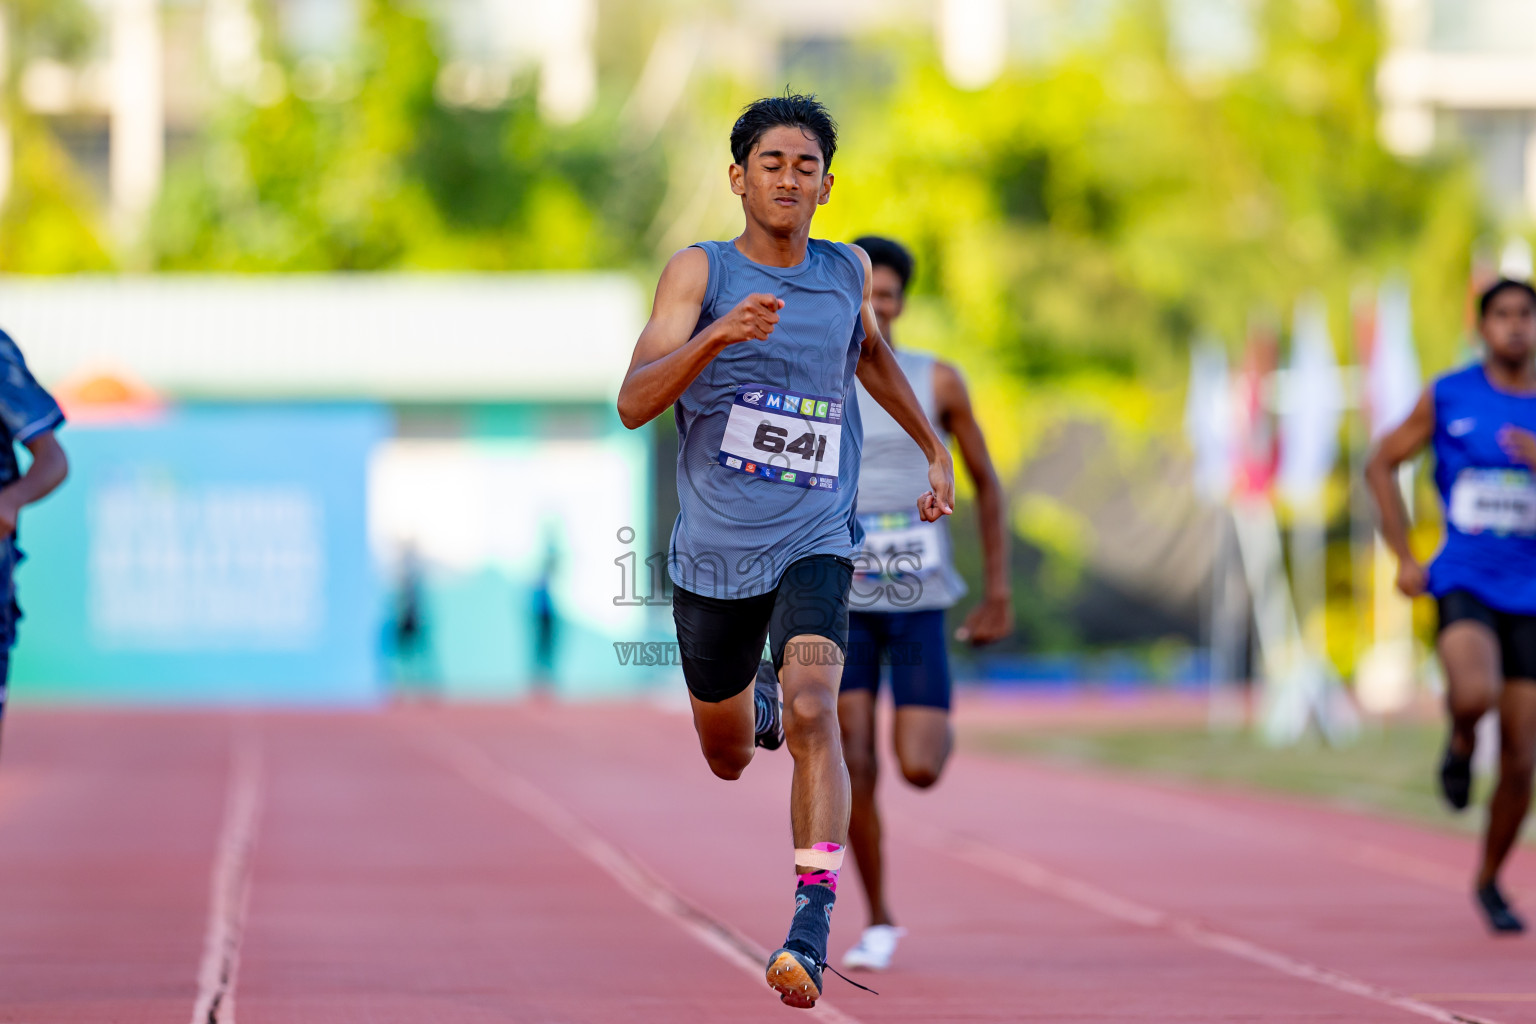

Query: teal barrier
left=12, top=404, right=389, bottom=704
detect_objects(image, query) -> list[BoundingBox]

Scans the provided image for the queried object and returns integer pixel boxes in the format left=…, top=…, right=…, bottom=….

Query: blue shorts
left=840, top=609, right=952, bottom=710
left=0, top=540, right=17, bottom=719
left=0, top=540, right=18, bottom=647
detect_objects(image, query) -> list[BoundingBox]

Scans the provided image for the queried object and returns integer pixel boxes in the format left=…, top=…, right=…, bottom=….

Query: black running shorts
left=672, top=554, right=853, bottom=703
left=1437, top=589, right=1536, bottom=682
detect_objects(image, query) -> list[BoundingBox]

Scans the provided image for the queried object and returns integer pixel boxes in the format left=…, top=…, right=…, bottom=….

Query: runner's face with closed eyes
left=730, top=125, right=832, bottom=236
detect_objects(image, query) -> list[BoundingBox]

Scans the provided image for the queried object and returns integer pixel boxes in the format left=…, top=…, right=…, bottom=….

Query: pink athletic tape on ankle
left=794, top=842, right=844, bottom=872
left=796, top=842, right=844, bottom=891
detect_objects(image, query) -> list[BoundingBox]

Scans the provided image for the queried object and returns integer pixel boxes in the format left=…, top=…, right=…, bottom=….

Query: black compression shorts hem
left=671, top=554, right=852, bottom=703
left=1437, top=589, right=1536, bottom=681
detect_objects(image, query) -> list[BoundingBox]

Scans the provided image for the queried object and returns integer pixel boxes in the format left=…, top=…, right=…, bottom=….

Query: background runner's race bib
left=855, top=509, right=943, bottom=578
left=1449, top=468, right=1536, bottom=535
left=717, top=382, right=842, bottom=490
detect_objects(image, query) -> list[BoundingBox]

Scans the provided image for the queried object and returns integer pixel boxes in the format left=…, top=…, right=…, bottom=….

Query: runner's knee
left=696, top=722, right=754, bottom=780
left=894, top=707, right=951, bottom=789
left=702, top=743, right=753, bottom=780
left=785, top=687, right=839, bottom=744
left=897, top=752, right=946, bottom=789
left=1450, top=690, right=1497, bottom=725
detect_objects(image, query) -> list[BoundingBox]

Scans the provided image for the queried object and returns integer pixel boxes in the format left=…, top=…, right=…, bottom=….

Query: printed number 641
left=753, top=422, right=826, bottom=461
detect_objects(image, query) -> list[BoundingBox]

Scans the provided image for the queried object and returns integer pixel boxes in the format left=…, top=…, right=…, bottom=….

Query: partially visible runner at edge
left=0, top=328, right=69, bottom=758
left=1366, top=277, right=1536, bottom=935
left=836, top=237, right=1013, bottom=972
left=616, top=94, right=955, bottom=1008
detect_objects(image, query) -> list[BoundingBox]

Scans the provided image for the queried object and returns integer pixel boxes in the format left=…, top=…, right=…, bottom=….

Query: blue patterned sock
left=784, top=877, right=836, bottom=963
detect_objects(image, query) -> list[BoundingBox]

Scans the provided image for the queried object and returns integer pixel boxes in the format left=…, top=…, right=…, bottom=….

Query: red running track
left=0, top=703, right=1530, bottom=1023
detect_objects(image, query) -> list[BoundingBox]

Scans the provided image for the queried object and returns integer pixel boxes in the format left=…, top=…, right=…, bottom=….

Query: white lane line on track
left=915, top=827, right=1501, bottom=1024
left=978, top=760, right=1477, bottom=894
left=190, top=725, right=263, bottom=1024
left=414, top=724, right=868, bottom=1024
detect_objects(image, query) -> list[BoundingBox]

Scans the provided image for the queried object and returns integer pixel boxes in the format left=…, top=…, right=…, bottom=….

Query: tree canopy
left=3, top=0, right=1487, bottom=382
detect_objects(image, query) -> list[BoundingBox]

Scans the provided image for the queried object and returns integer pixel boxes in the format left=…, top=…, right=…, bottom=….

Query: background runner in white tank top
left=851, top=349, right=967, bottom=612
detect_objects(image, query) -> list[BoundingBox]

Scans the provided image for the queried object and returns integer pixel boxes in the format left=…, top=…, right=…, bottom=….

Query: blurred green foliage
left=0, top=0, right=112, bottom=271
left=4, top=0, right=96, bottom=64
left=149, top=0, right=666, bottom=270
left=814, top=1, right=1481, bottom=389
left=3, top=0, right=1484, bottom=375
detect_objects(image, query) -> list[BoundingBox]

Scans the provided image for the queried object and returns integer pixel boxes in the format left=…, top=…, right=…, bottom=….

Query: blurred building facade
left=0, top=274, right=663, bottom=702
left=1379, top=0, right=1536, bottom=219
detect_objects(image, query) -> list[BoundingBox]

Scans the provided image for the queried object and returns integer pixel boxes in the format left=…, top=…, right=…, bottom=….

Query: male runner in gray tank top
left=617, top=95, right=955, bottom=1009
left=838, top=237, right=1014, bottom=972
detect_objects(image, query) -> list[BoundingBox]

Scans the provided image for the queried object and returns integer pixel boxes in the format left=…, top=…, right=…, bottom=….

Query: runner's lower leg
left=782, top=636, right=850, bottom=957
left=783, top=636, right=851, bottom=856
left=1478, top=682, right=1536, bottom=888
left=1438, top=623, right=1500, bottom=810
left=840, top=689, right=893, bottom=927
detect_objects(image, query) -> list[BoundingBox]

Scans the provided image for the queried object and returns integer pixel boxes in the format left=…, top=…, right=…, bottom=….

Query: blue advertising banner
left=11, top=404, right=389, bottom=704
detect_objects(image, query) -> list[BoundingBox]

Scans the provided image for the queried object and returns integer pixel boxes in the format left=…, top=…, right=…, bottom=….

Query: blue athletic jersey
left=668, top=238, right=866, bottom=600
left=0, top=328, right=62, bottom=653
left=0, top=329, right=64, bottom=489
left=1427, top=364, right=1536, bottom=614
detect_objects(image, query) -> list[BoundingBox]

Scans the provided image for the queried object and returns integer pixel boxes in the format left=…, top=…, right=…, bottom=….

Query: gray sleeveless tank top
left=851, top=349, right=968, bottom=612
left=668, top=238, right=866, bottom=600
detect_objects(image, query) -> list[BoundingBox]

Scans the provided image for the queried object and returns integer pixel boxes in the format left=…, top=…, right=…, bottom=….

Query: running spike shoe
left=754, top=660, right=783, bottom=751
left=1439, top=741, right=1473, bottom=812
left=1476, top=881, right=1526, bottom=934
left=766, top=946, right=823, bottom=1009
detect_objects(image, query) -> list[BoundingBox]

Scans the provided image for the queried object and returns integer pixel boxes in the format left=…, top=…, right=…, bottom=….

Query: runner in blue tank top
left=1367, top=278, right=1536, bottom=934
left=618, top=95, right=955, bottom=1008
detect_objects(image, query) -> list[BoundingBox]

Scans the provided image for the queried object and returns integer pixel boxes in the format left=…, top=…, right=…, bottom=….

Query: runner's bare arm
left=848, top=245, right=954, bottom=522
left=1498, top=425, right=1536, bottom=469
left=1364, top=387, right=1434, bottom=597
left=617, top=248, right=784, bottom=429
left=0, top=431, right=67, bottom=536
left=935, top=362, right=1013, bottom=644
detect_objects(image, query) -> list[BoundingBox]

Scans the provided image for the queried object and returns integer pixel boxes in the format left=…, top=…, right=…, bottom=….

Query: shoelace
left=817, top=960, right=878, bottom=995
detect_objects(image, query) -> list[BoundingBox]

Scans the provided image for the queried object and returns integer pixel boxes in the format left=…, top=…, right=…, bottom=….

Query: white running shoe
left=841, top=925, right=905, bottom=971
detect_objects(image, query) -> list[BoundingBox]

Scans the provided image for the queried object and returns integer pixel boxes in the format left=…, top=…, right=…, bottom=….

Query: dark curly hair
left=1479, top=278, right=1536, bottom=318
left=730, top=93, right=838, bottom=170
left=852, top=236, right=915, bottom=293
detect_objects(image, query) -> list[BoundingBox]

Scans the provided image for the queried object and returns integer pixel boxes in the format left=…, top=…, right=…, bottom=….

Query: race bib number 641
left=717, top=382, right=842, bottom=490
